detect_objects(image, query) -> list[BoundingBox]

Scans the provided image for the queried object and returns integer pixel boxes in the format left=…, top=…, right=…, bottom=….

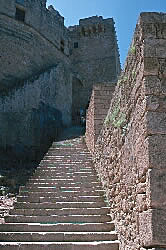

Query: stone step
left=45, top=150, right=91, bottom=153
left=28, top=177, right=99, bottom=183
left=5, top=214, right=111, bottom=223
left=25, top=182, right=101, bottom=188
left=42, top=159, right=92, bottom=162
left=44, top=151, right=91, bottom=154
left=41, top=160, right=92, bottom=163
left=33, top=171, right=95, bottom=176
left=45, top=153, right=91, bottom=157
left=44, top=156, right=91, bottom=160
left=19, top=191, right=105, bottom=197
left=43, top=156, right=92, bottom=160
left=33, top=175, right=98, bottom=180
left=29, top=174, right=98, bottom=179
left=40, top=160, right=92, bottom=164
left=40, top=162, right=92, bottom=166
left=9, top=207, right=109, bottom=216
left=46, top=148, right=90, bottom=151
left=20, top=186, right=103, bottom=193
left=35, top=168, right=94, bottom=172
left=40, top=159, right=92, bottom=162
left=27, top=182, right=100, bottom=187
left=39, top=163, right=93, bottom=168
left=16, top=195, right=106, bottom=203
left=0, top=232, right=118, bottom=242
left=42, top=151, right=91, bottom=155
left=0, top=241, right=119, bottom=250
left=36, top=168, right=94, bottom=173
left=14, top=202, right=108, bottom=209
left=37, top=169, right=94, bottom=174
left=50, top=146, right=88, bottom=150
left=0, top=222, right=115, bottom=232
left=31, top=174, right=97, bottom=179
left=37, top=166, right=93, bottom=170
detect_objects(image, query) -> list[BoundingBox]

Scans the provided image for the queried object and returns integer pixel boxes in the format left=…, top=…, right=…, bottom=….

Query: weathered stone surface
left=69, top=16, right=120, bottom=111
left=144, top=57, right=159, bottom=75
left=140, top=12, right=166, bottom=24
left=146, top=169, right=166, bottom=209
left=91, top=12, right=166, bottom=250
left=143, top=76, right=166, bottom=96
left=86, top=84, right=115, bottom=153
left=147, top=135, right=166, bottom=169
left=0, top=14, right=69, bottom=92
left=139, top=209, right=166, bottom=247
left=0, top=66, right=71, bottom=153
left=146, top=111, right=166, bottom=135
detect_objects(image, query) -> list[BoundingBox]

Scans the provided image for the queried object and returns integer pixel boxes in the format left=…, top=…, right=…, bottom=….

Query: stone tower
left=69, top=16, right=121, bottom=122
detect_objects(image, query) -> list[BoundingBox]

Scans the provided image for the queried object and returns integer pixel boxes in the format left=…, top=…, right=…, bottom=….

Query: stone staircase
left=0, top=136, right=119, bottom=250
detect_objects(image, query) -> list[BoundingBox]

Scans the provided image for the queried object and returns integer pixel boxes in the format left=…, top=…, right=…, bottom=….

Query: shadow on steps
left=56, top=126, right=85, bottom=142
left=0, top=126, right=85, bottom=196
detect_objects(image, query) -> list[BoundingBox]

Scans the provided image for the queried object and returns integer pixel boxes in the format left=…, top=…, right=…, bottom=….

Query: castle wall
left=0, top=1, right=120, bottom=125
left=0, top=0, right=15, bottom=17
left=89, top=12, right=166, bottom=250
left=0, top=64, right=72, bottom=150
left=85, top=84, right=115, bottom=154
left=0, top=0, right=70, bottom=91
left=1, top=0, right=69, bottom=53
left=69, top=16, right=120, bottom=111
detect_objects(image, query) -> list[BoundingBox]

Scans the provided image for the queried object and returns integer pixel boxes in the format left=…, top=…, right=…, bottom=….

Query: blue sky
left=47, top=0, right=165, bottom=67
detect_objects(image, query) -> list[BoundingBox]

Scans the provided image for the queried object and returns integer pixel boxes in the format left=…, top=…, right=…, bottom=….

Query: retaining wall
left=87, top=12, right=166, bottom=250
left=86, top=84, right=115, bottom=153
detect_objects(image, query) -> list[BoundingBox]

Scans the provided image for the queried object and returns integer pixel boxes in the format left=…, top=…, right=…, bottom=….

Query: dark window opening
left=60, top=40, right=64, bottom=53
left=15, top=8, right=25, bottom=22
left=74, top=42, right=78, bottom=49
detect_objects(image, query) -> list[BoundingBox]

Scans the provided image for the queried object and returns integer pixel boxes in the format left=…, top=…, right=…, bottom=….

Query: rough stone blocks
left=139, top=209, right=166, bottom=247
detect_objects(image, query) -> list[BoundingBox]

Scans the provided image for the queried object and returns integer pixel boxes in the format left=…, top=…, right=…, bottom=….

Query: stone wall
left=69, top=16, right=120, bottom=111
left=90, top=12, right=166, bottom=250
left=0, top=1, right=70, bottom=91
left=0, top=64, right=72, bottom=152
left=0, top=1, right=120, bottom=123
left=86, top=84, right=115, bottom=154
left=1, top=0, right=69, bottom=54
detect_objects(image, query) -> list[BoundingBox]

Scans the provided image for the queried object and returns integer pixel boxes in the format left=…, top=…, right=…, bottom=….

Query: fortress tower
left=69, top=16, right=121, bottom=122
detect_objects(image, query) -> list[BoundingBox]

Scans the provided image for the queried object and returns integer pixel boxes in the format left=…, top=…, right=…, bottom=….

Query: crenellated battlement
left=69, top=16, right=114, bottom=38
